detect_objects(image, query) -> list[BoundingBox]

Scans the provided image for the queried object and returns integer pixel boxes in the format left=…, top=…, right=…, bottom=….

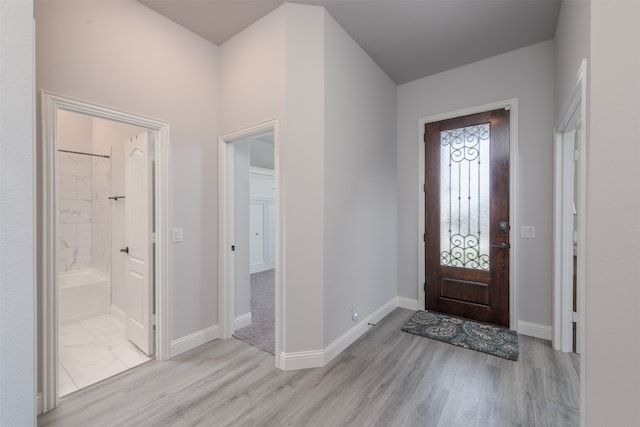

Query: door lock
left=498, top=221, right=509, bottom=234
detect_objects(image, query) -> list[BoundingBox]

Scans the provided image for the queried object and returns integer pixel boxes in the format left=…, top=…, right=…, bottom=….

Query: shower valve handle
left=120, top=246, right=129, bottom=254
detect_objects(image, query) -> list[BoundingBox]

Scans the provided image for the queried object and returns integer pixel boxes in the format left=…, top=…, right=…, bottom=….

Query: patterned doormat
left=402, top=310, right=519, bottom=361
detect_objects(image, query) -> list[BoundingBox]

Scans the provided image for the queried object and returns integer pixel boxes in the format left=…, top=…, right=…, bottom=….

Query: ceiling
left=139, top=0, right=561, bottom=84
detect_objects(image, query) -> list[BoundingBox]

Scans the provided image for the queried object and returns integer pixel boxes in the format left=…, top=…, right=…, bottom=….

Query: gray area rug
left=402, top=310, right=519, bottom=361
left=233, top=269, right=275, bottom=355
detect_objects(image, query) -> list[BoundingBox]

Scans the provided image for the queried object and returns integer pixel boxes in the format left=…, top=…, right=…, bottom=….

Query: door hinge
left=572, top=311, right=577, bottom=323
left=423, top=283, right=427, bottom=292
left=573, top=230, right=579, bottom=243
left=423, top=183, right=426, bottom=192
left=151, top=232, right=156, bottom=243
left=574, top=149, right=580, bottom=161
left=423, top=233, right=426, bottom=242
left=231, top=245, right=235, bottom=252
left=151, top=314, right=157, bottom=326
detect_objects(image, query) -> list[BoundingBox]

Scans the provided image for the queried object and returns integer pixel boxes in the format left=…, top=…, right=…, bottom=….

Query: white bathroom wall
left=91, top=118, right=145, bottom=313
left=58, top=111, right=94, bottom=272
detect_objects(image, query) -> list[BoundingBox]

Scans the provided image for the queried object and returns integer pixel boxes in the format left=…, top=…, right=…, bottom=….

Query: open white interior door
left=124, top=131, right=154, bottom=355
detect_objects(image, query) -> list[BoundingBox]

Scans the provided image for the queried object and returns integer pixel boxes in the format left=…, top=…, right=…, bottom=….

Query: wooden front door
left=425, top=109, right=510, bottom=327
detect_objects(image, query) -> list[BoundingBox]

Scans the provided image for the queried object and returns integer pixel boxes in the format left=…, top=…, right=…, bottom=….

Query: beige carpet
left=233, top=269, right=275, bottom=354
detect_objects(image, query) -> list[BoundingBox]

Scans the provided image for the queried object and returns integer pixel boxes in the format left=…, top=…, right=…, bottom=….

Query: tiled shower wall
left=58, top=109, right=113, bottom=274
left=92, top=155, right=111, bottom=274
left=58, top=152, right=93, bottom=271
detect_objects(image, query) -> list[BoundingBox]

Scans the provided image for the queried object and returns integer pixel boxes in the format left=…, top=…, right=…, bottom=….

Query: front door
left=124, top=131, right=154, bottom=355
left=425, top=109, right=510, bottom=327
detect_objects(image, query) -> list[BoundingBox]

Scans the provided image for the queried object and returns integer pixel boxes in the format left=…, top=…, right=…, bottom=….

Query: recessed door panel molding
left=125, top=131, right=154, bottom=355
left=250, top=197, right=275, bottom=274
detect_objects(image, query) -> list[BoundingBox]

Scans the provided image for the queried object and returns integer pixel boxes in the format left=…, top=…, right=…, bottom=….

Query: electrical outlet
left=520, top=226, right=536, bottom=239
left=351, top=309, right=359, bottom=322
left=172, top=228, right=183, bottom=243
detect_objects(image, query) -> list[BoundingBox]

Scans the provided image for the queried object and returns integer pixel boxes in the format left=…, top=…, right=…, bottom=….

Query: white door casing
left=40, top=91, right=170, bottom=413
left=125, top=131, right=154, bottom=355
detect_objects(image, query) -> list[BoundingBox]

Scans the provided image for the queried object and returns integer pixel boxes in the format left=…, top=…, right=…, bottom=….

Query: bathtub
left=59, top=269, right=110, bottom=326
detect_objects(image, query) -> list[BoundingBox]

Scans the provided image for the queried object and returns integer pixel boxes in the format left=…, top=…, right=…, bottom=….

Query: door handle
left=120, top=246, right=129, bottom=254
left=491, top=242, right=510, bottom=249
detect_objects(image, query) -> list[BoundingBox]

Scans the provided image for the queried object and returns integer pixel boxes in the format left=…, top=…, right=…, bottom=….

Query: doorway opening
left=40, top=92, right=170, bottom=413
left=553, top=59, right=587, bottom=364
left=218, top=120, right=281, bottom=366
left=418, top=99, right=519, bottom=330
left=424, top=108, right=511, bottom=327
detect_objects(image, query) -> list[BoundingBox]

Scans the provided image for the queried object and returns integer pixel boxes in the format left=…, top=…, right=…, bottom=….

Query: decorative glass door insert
left=439, top=124, right=490, bottom=271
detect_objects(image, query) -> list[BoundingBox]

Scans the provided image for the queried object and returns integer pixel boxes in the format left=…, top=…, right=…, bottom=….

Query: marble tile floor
left=58, top=314, right=151, bottom=397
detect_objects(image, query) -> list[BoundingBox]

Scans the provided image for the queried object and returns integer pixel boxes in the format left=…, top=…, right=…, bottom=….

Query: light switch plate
left=172, top=228, right=183, bottom=243
left=521, top=226, right=536, bottom=238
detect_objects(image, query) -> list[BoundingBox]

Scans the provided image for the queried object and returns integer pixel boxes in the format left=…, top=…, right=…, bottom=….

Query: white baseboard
left=110, top=304, right=126, bottom=326
left=250, top=261, right=275, bottom=274
left=37, top=392, right=42, bottom=415
left=278, top=349, right=325, bottom=371
left=279, top=297, right=397, bottom=371
left=518, top=320, right=552, bottom=340
left=235, top=312, right=252, bottom=330
left=170, top=325, right=219, bottom=358
left=396, top=296, right=419, bottom=310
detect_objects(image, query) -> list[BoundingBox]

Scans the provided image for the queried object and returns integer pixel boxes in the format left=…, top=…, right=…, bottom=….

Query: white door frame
left=218, top=120, right=282, bottom=367
left=418, top=98, right=519, bottom=330
left=553, top=59, right=587, bottom=356
left=40, top=91, right=171, bottom=412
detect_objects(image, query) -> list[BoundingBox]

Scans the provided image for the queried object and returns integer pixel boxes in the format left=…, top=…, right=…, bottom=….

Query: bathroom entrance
left=40, top=92, right=171, bottom=413
left=56, top=110, right=153, bottom=397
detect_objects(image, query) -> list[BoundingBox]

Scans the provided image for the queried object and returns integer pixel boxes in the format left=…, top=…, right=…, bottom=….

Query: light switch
left=521, top=226, right=536, bottom=238
left=172, top=228, right=183, bottom=243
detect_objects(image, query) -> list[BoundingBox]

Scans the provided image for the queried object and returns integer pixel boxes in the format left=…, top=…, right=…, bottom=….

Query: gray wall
left=554, top=0, right=590, bottom=119
left=35, top=0, right=220, bottom=385
left=323, top=11, right=398, bottom=346
left=397, top=40, right=556, bottom=328
left=0, top=1, right=35, bottom=425
left=586, top=1, right=640, bottom=424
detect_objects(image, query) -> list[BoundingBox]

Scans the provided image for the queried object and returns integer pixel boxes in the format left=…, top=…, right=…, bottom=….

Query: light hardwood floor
left=38, top=308, right=579, bottom=426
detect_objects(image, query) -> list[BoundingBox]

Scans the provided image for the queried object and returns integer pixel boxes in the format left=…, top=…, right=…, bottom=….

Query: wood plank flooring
left=38, top=308, right=579, bottom=426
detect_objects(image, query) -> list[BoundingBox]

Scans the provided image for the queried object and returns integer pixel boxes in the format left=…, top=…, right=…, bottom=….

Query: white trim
left=37, top=393, right=42, bottom=416
left=218, top=120, right=282, bottom=368
left=110, top=304, right=126, bottom=326
left=39, top=91, right=171, bottom=413
left=396, top=297, right=419, bottom=311
left=234, top=312, right=252, bottom=330
left=553, top=60, right=587, bottom=352
left=517, top=321, right=552, bottom=341
left=250, top=166, right=275, bottom=177
left=278, top=350, right=326, bottom=371
left=250, top=261, right=276, bottom=274
left=418, top=99, right=519, bottom=329
left=170, top=325, right=220, bottom=358
left=279, top=297, right=398, bottom=371
left=323, top=298, right=397, bottom=366
left=553, top=59, right=587, bottom=427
